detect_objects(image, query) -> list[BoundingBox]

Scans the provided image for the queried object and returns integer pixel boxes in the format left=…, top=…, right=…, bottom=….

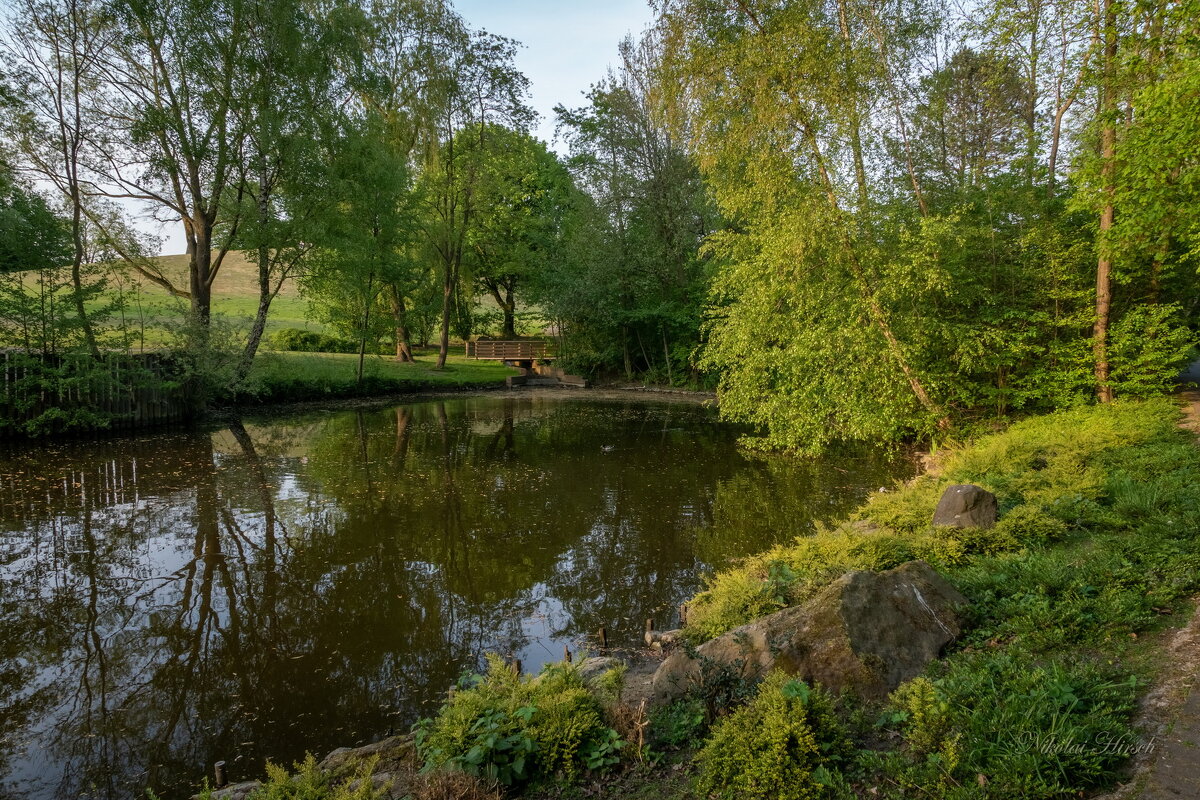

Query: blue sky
left=453, top=0, right=656, bottom=146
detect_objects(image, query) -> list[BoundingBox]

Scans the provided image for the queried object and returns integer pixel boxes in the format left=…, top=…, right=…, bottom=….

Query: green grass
left=246, top=351, right=519, bottom=402
left=674, top=398, right=1200, bottom=798
left=100, top=253, right=321, bottom=347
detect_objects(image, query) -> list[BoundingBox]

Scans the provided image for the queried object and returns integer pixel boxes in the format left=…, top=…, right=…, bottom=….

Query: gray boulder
left=932, top=484, right=997, bottom=529
left=318, top=733, right=415, bottom=776
left=649, top=561, right=966, bottom=704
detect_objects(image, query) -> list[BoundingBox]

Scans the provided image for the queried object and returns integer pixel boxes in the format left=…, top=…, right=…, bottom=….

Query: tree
left=84, top=0, right=250, bottom=327
left=464, top=126, right=573, bottom=339
left=303, top=114, right=419, bottom=385
left=659, top=0, right=947, bottom=449
left=549, top=33, right=715, bottom=381
left=3, top=0, right=115, bottom=357
left=230, top=0, right=344, bottom=374
left=418, top=30, right=534, bottom=369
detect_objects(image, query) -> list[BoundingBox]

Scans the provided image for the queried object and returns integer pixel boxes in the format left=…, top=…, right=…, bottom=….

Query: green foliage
left=270, top=328, right=358, bottom=354
left=872, top=652, right=1140, bottom=799
left=195, top=754, right=381, bottom=800
left=649, top=698, right=707, bottom=749
left=545, top=35, right=717, bottom=384
left=415, top=655, right=625, bottom=787
left=686, top=399, right=1200, bottom=797
left=695, top=672, right=850, bottom=800
left=684, top=399, right=1192, bottom=639
left=658, top=0, right=1198, bottom=451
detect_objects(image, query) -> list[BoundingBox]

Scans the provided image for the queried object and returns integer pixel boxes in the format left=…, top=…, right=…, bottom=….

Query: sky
left=454, top=0, right=655, bottom=145
left=151, top=0, right=655, bottom=255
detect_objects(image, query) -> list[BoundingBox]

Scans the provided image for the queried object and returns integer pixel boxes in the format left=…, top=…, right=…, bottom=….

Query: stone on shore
left=649, top=561, right=966, bottom=704
left=932, top=484, right=998, bottom=529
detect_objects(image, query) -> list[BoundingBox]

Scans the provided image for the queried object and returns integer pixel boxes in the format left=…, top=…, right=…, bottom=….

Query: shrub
left=270, top=327, right=358, bottom=354
left=695, top=672, right=850, bottom=800
left=649, top=698, right=707, bottom=749
left=874, top=651, right=1140, bottom=799
left=990, top=504, right=1068, bottom=548
left=415, top=655, right=624, bottom=787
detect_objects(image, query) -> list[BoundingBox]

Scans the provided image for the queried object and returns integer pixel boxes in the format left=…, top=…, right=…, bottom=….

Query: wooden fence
left=0, top=350, right=198, bottom=437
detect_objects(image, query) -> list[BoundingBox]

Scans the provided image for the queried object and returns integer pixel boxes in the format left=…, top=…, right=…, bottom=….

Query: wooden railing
left=466, top=340, right=551, bottom=361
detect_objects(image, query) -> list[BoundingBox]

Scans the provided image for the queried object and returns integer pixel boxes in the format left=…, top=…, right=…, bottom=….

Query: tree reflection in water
left=0, top=395, right=913, bottom=800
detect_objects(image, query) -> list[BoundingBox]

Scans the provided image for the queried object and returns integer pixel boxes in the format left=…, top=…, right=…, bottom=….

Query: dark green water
left=0, top=394, right=913, bottom=800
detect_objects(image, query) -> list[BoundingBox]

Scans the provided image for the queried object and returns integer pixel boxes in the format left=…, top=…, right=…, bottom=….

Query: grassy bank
left=200, top=398, right=1200, bottom=800
left=657, top=397, right=1200, bottom=798
left=245, top=352, right=520, bottom=403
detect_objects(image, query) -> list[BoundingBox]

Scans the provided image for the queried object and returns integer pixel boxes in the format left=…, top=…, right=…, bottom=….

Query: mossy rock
left=649, top=561, right=967, bottom=704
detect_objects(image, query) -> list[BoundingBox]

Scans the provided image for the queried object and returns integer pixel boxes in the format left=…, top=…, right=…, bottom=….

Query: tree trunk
left=68, top=191, right=99, bottom=358
left=502, top=285, right=516, bottom=339
left=436, top=268, right=453, bottom=369
left=622, top=326, right=633, bottom=380
left=357, top=274, right=373, bottom=386
left=189, top=225, right=214, bottom=326
left=392, top=289, right=414, bottom=362
left=240, top=179, right=274, bottom=378
left=1094, top=0, right=1117, bottom=403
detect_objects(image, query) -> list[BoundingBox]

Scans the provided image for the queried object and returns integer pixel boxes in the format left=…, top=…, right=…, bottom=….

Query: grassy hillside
left=108, top=252, right=317, bottom=345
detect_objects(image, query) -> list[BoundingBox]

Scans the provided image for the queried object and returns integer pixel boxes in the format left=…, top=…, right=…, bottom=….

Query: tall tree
left=230, top=0, right=350, bottom=374
left=86, top=0, right=250, bottom=327
left=550, top=33, right=714, bottom=381
left=3, top=0, right=113, bottom=357
left=465, top=126, right=573, bottom=339
left=418, top=30, right=533, bottom=369
left=659, top=0, right=947, bottom=449
left=303, top=114, right=419, bottom=385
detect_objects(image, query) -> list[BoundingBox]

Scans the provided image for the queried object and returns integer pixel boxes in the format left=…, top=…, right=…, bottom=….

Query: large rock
left=318, top=733, right=416, bottom=776
left=932, top=484, right=997, bottom=529
left=649, top=561, right=966, bottom=704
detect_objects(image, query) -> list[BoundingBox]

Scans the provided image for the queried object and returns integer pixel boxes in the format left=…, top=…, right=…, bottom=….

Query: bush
left=649, top=698, right=707, bottom=749
left=415, top=655, right=624, bottom=787
left=271, top=327, right=358, bottom=354
left=695, top=672, right=850, bottom=800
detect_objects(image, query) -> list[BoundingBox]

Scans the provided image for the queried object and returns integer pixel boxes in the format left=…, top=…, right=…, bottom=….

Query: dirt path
left=1098, top=392, right=1200, bottom=799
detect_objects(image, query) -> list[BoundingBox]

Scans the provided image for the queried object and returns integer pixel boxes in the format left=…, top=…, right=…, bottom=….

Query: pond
left=0, top=393, right=915, bottom=800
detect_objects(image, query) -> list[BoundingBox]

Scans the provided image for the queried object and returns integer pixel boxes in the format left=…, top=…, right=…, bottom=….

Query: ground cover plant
left=673, top=398, right=1200, bottom=797
left=415, top=655, right=627, bottom=789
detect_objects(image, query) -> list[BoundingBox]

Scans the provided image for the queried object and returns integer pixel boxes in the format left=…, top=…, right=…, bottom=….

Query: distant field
left=103, top=252, right=320, bottom=346
left=30, top=251, right=546, bottom=346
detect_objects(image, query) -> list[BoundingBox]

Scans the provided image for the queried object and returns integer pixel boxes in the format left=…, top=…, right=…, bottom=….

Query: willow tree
left=659, top=0, right=949, bottom=451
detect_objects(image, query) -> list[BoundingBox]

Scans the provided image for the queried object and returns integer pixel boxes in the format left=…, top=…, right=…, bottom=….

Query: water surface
left=0, top=394, right=913, bottom=799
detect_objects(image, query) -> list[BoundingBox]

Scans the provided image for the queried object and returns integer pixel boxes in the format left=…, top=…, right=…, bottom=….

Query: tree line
left=1, top=0, right=1198, bottom=448
left=0, top=1, right=569, bottom=396
left=652, top=0, right=1200, bottom=450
